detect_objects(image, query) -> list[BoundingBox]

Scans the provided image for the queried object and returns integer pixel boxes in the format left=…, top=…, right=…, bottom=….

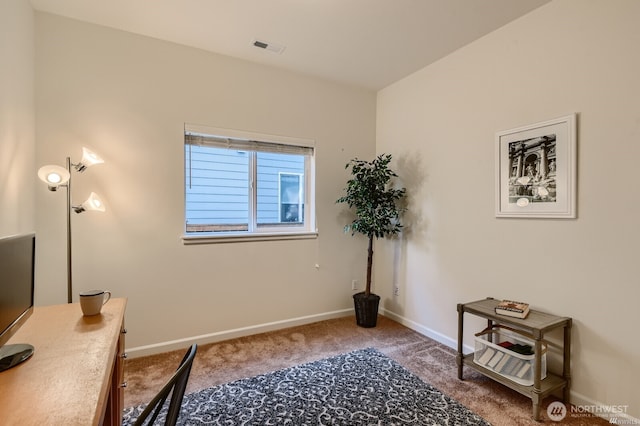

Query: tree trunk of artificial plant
left=365, top=234, right=373, bottom=296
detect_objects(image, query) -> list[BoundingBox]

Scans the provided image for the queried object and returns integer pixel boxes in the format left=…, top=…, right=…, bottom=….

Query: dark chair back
left=133, top=344, right=198, bottom=426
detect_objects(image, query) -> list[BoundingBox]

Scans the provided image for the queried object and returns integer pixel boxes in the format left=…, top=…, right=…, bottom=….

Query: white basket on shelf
left=473, top=325, right=547, bottom=386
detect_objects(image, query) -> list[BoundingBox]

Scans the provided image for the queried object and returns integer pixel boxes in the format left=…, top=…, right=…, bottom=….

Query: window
left=184, top=126, right=316, bottom=242
left=279, top=172, right=303, bottom=223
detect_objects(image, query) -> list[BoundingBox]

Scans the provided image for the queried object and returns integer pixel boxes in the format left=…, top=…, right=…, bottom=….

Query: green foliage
left=336, top=154, right=406, bottom=297
left=336, top=154, right=406, bottom=239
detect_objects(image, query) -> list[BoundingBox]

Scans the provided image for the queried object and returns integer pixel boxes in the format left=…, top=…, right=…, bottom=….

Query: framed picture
left=495, top=114, right=577, bottom=218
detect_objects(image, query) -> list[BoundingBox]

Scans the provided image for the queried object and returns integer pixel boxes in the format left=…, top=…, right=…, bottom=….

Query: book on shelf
left=487, top=351, right=504, bottom=368
left=507, top=359, right=525, bottom=376
left=495, top=299, right=530, bottom=319
left=494, top=353, right=511, bottom=372
left=515, top=362, right=532, bottom=379
left=499, top=356, right=518, bottom=374
left=477, top=347, right=496, bottom=365
left=509, top=344, right=534, bottom=356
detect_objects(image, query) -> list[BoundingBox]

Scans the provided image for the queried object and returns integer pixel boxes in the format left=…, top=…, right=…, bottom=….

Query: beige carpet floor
left=124, top=315, right=607, bottom=425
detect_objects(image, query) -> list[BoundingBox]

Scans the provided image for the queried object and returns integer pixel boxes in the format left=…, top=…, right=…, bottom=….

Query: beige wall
left=376, top=0, right=640, bottom=418
left=0, top=0, right=35, bottom=238
left=35, top=13, right=375, bottom=352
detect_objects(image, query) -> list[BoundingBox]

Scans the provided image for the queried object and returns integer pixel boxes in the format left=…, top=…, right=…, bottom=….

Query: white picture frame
left=495, top=114, right=577, bottom=218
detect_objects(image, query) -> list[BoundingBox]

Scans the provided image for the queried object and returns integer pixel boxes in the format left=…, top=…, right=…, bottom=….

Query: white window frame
left=182, top=124, right=317, bottom=244
left=278, top=172, right=304, bottom=223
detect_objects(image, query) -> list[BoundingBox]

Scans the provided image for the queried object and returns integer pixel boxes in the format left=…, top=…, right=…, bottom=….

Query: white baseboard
left=380, top=308, right=474, bottom=353
left=126, top=308, right=353, bottom=358
left=381, top=308, right=640, bottom=424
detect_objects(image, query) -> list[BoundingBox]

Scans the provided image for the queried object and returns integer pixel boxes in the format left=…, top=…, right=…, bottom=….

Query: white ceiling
left=30, top=0, right=551, bottom=91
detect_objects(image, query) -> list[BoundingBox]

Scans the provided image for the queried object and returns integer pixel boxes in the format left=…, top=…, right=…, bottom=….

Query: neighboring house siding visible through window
left=184, top=126, right=316, bottom=242
left=257, top=154, right=304, bottom=225
left=186, top=146, right=249, bottom=231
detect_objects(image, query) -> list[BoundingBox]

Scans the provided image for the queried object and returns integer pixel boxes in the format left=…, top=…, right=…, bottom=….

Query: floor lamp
left=38, top=147, right=106, bottom=303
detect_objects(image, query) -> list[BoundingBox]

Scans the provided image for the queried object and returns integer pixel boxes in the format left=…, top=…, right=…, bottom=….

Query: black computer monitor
left=0, top=232, right=35, bottom=372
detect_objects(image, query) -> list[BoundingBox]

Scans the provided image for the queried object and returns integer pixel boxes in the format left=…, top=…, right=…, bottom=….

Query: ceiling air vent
left=252, top=39, right=286, bottom=54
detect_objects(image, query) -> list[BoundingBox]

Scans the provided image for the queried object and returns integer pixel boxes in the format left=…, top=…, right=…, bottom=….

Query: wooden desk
left=0, top=298, right=127, bottom=426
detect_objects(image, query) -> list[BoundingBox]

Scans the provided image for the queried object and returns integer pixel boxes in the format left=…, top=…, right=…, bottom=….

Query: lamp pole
left=66, top=157, right=73, bottom=304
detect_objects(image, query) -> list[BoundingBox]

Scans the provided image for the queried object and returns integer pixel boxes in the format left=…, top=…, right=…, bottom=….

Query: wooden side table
left=456, top=297, right=572, bottom=421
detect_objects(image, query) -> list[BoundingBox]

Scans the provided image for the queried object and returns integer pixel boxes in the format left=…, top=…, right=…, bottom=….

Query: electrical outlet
left=393, top=284, right=400, bottom=296
left=351, top=280, right=358, bottom=290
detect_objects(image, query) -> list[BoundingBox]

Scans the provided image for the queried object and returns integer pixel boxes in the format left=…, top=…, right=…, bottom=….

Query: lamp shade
left=82, top=192, right=106, bottom=212
left=77, top=147, right=104, bottom=171
left=38, top=165, right=70, bottom=189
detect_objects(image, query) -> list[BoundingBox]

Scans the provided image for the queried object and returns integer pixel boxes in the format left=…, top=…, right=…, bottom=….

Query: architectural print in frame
left=495, top=114, right=577, bottom=218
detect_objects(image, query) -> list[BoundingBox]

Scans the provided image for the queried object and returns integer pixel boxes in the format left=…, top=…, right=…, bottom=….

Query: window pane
left=280, top=173, right=303, bottom=222
left=256, top=152, right=305, bottom=226
left=185, top=145, right=249, bottom=232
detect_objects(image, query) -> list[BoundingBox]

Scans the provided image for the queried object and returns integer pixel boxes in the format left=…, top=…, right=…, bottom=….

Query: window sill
left=181, top=231, right=318, bottom=245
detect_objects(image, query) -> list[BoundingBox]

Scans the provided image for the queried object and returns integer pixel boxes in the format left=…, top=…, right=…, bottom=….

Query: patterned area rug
left=122, top=347, right=490, bottom=425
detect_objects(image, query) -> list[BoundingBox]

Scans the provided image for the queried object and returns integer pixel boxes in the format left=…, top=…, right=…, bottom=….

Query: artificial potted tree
left=337, top=154, right=406, bottom=327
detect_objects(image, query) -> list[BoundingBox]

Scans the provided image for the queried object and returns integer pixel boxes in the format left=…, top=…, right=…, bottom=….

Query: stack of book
left=495, top=299, right=530, bottom=319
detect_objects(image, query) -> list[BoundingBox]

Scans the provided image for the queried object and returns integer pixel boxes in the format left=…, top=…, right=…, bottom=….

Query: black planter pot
left=353, top=292, right=381, bottom=328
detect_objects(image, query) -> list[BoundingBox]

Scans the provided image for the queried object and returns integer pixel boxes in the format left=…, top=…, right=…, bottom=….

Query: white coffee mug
left=79, top=290, right=111, bottom=316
